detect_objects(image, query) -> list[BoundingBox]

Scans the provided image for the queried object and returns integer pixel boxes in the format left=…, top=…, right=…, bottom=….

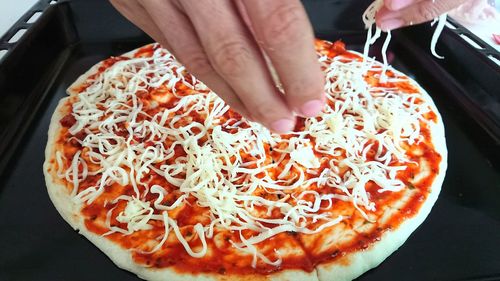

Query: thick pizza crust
left=44, top=50, right=319, bottom=281
left=315, top=64, right=448, bottom=281
left=44, top=45, right=447, bottom=281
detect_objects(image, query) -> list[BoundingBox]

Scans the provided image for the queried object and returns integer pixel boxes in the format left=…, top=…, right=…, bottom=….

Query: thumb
left=376, top=0, right=469, bottom=31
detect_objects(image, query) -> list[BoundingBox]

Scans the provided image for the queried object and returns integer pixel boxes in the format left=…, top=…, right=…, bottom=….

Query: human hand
left=109, top=0, right=325, bottom=134
left=376, top=0, right=470, bottom=31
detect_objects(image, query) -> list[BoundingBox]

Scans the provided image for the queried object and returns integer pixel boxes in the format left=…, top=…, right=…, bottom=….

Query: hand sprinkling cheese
left=109, top=0, right=326, bottom=133
left=377, top=0, right=469, bottom=31
left=108, top=0, right=465, bottom=133
left=364, top=0, right=468, bottom=81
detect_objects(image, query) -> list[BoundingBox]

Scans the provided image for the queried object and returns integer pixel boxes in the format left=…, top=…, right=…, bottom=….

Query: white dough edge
left=316, top=57, right=448, bottom=281
left=43, top=46, right=318, bottom=281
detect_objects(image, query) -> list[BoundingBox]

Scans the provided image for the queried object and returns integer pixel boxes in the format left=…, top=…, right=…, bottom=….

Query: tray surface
left=0, top=1, right=499, bottom=281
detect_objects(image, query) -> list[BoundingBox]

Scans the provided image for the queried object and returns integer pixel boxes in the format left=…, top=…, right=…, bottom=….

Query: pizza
left=43, top=39, right=447, bottom=281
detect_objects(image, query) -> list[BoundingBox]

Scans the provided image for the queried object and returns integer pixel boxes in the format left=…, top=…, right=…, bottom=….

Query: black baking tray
left=0, top=0, right=499, bottom=280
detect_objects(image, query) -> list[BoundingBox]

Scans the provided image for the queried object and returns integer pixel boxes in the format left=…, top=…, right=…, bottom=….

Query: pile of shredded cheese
left=55, top=1, right=445, bottom=267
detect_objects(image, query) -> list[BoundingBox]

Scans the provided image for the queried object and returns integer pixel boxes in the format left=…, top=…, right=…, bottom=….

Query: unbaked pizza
left=43, top=38, right=447, bottom=281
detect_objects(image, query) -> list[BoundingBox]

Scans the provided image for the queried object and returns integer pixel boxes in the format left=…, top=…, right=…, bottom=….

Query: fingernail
left=300, top=100, right=324, bottom=117
left=379, top=18, right=405, bottom=31
left=271, top=119, right=295, bottom=134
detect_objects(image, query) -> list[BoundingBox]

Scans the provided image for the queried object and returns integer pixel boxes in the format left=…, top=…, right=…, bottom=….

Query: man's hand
left=110, top=0, right=325, bottom=133
left=377, top=0, right=469, bottom=31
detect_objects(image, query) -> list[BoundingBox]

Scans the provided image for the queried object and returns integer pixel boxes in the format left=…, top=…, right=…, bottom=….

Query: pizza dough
left=44, top=40, right=447, bottom=281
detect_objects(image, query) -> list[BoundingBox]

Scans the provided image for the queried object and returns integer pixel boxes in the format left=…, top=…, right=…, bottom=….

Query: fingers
left=111, top=0, right=324, bottom=133
left=136, top=0, right=252, bottom=119
left=179, top=0, right=295, bottom=132
left=377, top=0, right=469, bottom=31
left=239, top=0, right=325, bottom=117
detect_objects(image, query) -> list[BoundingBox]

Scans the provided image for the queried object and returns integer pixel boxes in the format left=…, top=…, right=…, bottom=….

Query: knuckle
left=211, top=39, right=251, bottom=77
left=252, top=100, right=284, bottom=121
left=261, top=4, right=305, bottom=48
left=182, top=51, right=213, bottom=76
left=417, top=2, right=440, bottom=21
